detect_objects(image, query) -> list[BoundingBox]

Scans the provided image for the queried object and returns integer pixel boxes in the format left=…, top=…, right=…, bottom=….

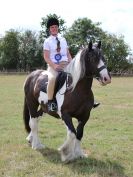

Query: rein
left=58, top=72, right=72, bottom=95
left=58, top=63, right=107, bottom=95
left=59, top=64, right=107, bottom=95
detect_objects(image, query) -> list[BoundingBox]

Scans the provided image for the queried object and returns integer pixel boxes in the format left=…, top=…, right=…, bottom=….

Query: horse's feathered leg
left=28, top=117, right=44, bottom=150
left=58, top=113, right=77, bottom=162
left=75, top=119, right=89, bottom=158
left=25, top=98, right=44, bottom=150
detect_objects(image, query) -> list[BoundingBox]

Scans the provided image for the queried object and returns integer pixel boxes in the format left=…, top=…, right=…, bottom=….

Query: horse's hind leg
left=29, top=117, right=44, bottom=150
left=26, top=100, right=44, bottom=150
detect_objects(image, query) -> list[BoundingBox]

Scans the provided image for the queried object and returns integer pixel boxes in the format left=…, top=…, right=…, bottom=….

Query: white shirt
left=43, top=34, right=69, bottom=63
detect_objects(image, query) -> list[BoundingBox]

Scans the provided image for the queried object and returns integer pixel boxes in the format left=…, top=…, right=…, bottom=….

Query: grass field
left=0, top=75, right=133, bottom=177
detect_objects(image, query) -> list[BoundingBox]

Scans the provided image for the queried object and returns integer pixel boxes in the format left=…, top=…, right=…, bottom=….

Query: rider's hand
left=53, top=63, right=63, bottom=72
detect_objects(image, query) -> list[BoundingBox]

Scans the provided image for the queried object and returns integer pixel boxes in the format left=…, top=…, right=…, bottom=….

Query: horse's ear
left=88, top=41, right=92, bottom=51
left=97, top=41, right=101, bottom=49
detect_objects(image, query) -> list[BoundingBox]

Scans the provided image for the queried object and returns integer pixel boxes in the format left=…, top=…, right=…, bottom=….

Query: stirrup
left=47, top=102, right=57, bottom=112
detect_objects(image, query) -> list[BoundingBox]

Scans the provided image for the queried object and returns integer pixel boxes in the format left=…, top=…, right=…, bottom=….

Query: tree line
left=0, top=14, right=133, bottom=73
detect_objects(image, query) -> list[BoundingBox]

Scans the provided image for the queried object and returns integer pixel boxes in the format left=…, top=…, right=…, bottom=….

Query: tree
left=0, top=15, right=131, bottom=73
left=19, top=30, right=43, bottom=71
left=0, top=37, right=4, bottom=70
left=101, top=33, right=130, bottom=72
left=1, top=30, right=20, bottom=70
left=64, top=18, right=104, bottom=57
left=64, top=17, right=131, bottom=72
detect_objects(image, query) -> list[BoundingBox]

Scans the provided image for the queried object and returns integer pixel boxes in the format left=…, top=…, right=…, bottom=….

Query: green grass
left=0, top=75, right=133, bottom=177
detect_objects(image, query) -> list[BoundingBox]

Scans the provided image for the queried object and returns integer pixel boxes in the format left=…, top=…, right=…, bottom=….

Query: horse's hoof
left=32, top=143, right=45, bottom=150
left=80, top=153, right=88, bottom=158
left=26, top=135, right=33, bottom=143
left=58, top=145, right=65, bottom=152
left=58, top=147, right=62, bottom=152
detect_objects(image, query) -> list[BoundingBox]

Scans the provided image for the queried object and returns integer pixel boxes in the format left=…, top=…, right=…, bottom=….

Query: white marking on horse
left=56, top=81, right=67, bottom=117
left=98, top=59, right=111, bottom=85
left=58, top=128, right=87, bottom=162
left=38, top=91, right=48, bottom=104
left=98, top=59, right=107, bottom=74
left=41, top=70, right=49, bottom=75
left=58, top=129, right=76, bottom=162
left=75, top=139, right=87, bottom=158
left=38, top=81, right=67, bottom=117
left=28, top=117, right=44, bottom=149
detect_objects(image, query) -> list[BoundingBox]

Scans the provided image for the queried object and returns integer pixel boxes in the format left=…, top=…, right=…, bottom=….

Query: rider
left=43, top=17, right=72, bottom=112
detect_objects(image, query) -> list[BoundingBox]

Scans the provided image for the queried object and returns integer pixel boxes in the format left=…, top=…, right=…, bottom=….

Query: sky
left=0, top=0, right=133, bottom=52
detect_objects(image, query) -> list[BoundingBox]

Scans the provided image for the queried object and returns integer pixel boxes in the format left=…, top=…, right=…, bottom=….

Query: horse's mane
left=65, top=49, right=86, bottom=91
left=65, top=43, right=101, bottom=91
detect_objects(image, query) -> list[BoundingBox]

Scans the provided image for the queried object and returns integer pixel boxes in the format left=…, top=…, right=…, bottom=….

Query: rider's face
left=49, top=25, right=59, bottom=36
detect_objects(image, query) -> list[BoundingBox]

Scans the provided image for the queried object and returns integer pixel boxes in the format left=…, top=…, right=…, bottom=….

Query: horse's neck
left=76, top=77, right=93, bottom=91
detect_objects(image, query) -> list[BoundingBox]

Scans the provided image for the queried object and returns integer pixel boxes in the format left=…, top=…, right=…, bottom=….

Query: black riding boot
left=47, top=100, right=57, bottom=112
left=93, top=102, right=100, bottom=108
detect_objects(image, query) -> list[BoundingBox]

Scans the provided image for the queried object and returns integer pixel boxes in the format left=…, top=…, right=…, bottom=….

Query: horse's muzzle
left=100, top=75, right=111, bottom=85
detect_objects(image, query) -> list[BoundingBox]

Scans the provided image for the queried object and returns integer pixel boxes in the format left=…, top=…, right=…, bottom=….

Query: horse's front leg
left=75, top=119, right=89, bottom=158
left=58, top=113, right=77, bottom=162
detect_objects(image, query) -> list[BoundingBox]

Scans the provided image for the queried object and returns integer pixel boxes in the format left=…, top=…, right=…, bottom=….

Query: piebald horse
left=23, top=41, right=111, bottom=162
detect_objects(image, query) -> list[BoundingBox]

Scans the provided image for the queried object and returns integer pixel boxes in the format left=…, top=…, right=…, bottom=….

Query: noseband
left=97, top=65, right=106, bottom=73
left=85, top=64, right=107, bottom=79
left=95, top=64, right=107, bottom=79
left=96, top=64, right=111, bottom=80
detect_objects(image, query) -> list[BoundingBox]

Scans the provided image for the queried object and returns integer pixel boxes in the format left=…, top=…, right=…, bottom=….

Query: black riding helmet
left=47, top=17, right=59, bottom=29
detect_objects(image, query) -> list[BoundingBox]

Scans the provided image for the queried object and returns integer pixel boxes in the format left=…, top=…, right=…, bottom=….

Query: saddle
left=40, top=71, right=71, bottom=97
left=53, top=71, right=71, bottom=97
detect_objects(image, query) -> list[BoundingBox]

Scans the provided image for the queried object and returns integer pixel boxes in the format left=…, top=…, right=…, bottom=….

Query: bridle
left=96, top=64, right=111, bottom=80
left=84, top=64, right=107, bottom=79
left=97, top=65, right=107, bottom=73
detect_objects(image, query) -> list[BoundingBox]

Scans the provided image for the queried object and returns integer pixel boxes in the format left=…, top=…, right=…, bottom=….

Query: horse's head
left=82, top=41, right=111, bottom=85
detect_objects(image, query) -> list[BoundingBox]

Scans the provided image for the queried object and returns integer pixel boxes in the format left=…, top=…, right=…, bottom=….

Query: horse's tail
left=23, top=97, right=31, bottom=133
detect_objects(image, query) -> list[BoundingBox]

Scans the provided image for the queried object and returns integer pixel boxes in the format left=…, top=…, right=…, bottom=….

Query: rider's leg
left=47, top=66, right=58, bottom=111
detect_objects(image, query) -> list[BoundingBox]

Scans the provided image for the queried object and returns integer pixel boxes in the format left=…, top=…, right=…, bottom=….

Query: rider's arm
left=43, top=50, right=55, bottom=68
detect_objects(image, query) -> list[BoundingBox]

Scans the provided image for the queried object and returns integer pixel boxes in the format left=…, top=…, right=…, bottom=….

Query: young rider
left=43, top=17, right=72, bottom=112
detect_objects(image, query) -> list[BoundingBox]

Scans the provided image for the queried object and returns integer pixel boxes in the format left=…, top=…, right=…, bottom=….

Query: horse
left=23, top=41, right=111, bottom=162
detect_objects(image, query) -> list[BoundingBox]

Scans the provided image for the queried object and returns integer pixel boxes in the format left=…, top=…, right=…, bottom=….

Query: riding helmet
left=47, top=17, right=59, bottom=28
